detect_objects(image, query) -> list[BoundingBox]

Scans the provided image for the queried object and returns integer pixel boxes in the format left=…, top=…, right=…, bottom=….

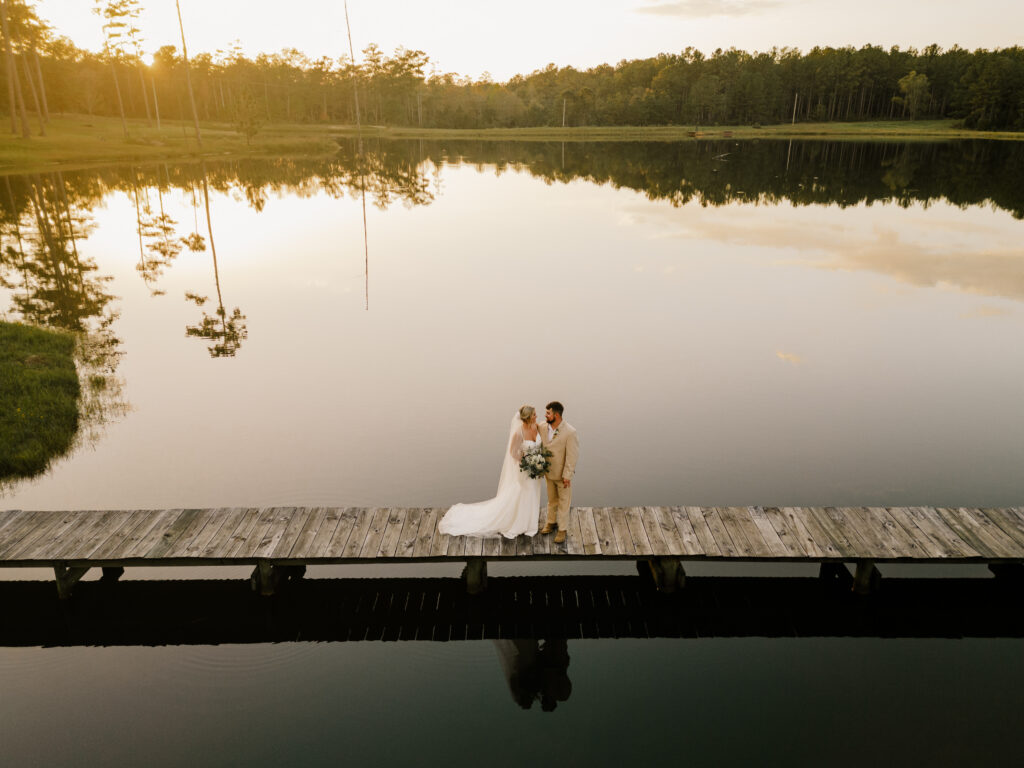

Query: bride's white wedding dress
left=439, top=416, right=542, bottom=538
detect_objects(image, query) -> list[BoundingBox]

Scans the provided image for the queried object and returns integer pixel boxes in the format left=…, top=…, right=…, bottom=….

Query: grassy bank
left=346, top=119, right=1024, bottom=143
left=0, top=321, right=80, bottom=481
left=0, top=114, right=1021, bottom=174
left=0, top=114, right=340, bottom=173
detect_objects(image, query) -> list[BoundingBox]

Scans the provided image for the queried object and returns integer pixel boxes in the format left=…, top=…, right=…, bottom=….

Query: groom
left=538, top=401, right=580, bottom=544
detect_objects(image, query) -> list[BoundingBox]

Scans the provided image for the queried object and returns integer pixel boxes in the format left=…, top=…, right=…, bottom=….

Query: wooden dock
left=1, top=506, right=1022, bottom=597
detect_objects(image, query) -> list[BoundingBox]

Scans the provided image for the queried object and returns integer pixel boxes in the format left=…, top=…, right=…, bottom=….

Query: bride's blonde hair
left=519, top=405, right=535, bottom=422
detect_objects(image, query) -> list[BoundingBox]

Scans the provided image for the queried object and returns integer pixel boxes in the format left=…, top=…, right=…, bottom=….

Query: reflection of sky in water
left=3, top=162, right=1024, bottom=509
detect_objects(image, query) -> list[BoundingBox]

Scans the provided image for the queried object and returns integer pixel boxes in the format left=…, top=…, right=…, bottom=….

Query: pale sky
left=37, top=0, right=1024, bottom=81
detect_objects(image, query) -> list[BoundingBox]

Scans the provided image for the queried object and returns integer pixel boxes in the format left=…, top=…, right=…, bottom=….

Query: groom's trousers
left=545, top=478, right=572, bottom=531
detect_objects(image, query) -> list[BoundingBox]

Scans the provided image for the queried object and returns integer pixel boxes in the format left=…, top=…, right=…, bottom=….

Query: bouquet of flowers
left=519, top=443, right=553, bottom=479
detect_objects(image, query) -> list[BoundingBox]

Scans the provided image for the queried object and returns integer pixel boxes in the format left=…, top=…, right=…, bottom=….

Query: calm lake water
left=1, top=139, right=1022, bottom=765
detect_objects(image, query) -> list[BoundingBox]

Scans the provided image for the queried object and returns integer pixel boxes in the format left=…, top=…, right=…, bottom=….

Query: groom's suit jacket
left=539, top=421, right=580, bottom=482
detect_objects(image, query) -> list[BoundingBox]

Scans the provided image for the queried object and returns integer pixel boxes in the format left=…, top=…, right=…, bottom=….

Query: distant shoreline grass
left=0, top=114, right=1021, bottom=174
left=0, top=321, right=80, bottom=482
left=341, top=119, right=1024, bottom=143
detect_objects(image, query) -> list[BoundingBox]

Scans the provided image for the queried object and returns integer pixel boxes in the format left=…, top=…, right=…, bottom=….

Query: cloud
left=636, top=0, right=785, bottom=18
left=959, top=305, right=1012, bottom=319
left=624, top=203, right=1024, bottom=304
left=776, top=351, right=804, bottom=365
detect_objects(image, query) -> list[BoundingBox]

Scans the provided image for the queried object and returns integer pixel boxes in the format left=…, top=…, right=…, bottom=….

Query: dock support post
left=646, top=558, right=686, bottom=593
left=463, top=558, right=487, bottom=595
left=250, top=561, right=279, bottom=597
left=853, top=561, right=880, bottom=595
left=988, top=563, right=1024, bottom=581
left=54, top=564, right=90, bottom=600
left=101, top=566, right=125, bottom=582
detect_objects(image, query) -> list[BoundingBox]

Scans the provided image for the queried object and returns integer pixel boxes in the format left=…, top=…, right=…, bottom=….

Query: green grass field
left=0, top=321, right=80, bottom=481
left=0, top=114, right=1021, bottom=174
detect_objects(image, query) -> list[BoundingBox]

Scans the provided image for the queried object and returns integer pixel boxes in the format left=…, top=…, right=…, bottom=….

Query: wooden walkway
left=1, top=506, right=1022, bottom=596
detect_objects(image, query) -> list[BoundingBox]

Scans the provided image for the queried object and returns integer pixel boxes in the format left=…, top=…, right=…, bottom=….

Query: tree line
left=1, top=1, right=1022, bottom=135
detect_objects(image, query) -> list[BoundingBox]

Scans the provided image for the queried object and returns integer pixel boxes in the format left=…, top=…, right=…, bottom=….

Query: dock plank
left=165, top=508, right=225, bottom=558
left=322, top=508, right=360, bottom=559
left=413, top=509, right=439, bottom=557
left=142, top=509, right=203, bottom=560
left=234, top=508, right=280, bottom=558
left=592, top=508, right=617, bottom=555
left=804, top=507, right=856, bottom=558
left=271, top=507, right=315, bottom=559
left=376, top=509, right=408, bottom=558
left=623, top=507, right=653, bottom=556
left=884, top=507, right=950, bottom=558
left=901, top=506, right=980, bottom=558
left=90, top=510, right=156, bottom=559
left=499, top=534, right=517, bottom=557
left=683, top=507, right=722, bottom=556
left=13, top=511, right=88, bottom=560
left=776, top=507, right=828, bottom=558
left=481, top=536, right=501, bottom=557
left=396, top=509, right=424, bottom=558
left=126, top=509, right=188, bottom=559
left=465, top=531, right=485, bottom=558
left=608, top=508, right=636, bottom=556
left=196, top=508, right=249, bottom=558
left=580, top=508, right=601, bottom=555
left=834, top=507, right=896, bottom=559
left=1, top=511, right=65, bottom=560
left=640, top=507, right=670, bottom=556
left=982, top=508, right=1024, bottom=550
left=756, top=507, right=803, bottom=557
left=937, top=507, right=1017, bottom=558
left=861, top=507, right=928, bottom=558
left=566, top=509, right=586, bottom=556
left=718, top=507, right=772, bottom=557
left=429, top=514, right=452, bottom=557
left=252, top=507, right=300, bottom=559
left=649, top=507, right=685, bottom=556
left=702, top=508, right=739, bottom=557
left=308, top=508, right=345, bottom=558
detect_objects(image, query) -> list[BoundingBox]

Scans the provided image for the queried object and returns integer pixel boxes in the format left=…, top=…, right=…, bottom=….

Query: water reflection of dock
left=0, top=507, right=1022, bottom=598
left=0, top=575, right=1021, bottom=647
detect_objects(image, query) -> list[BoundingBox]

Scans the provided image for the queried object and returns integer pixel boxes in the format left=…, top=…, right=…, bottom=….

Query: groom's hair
left=546, top=401, right=564, bottom=416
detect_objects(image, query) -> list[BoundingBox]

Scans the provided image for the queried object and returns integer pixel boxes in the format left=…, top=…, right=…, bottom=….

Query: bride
left=439, top=405, right=542, bottom=538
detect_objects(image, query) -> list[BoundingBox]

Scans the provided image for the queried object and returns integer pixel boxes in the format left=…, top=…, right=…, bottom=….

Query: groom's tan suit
left=539, top=421, right=580, bottom=531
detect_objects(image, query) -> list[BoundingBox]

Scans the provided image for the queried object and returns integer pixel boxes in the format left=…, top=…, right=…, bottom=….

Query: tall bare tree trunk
left=137, top=64, right=152, bottom=126
left=14, top=32, right=44, bottom=136
left=175, top=0, right=202, bottom=148
left=31, top=48, right=47, bottom=122
left=151, top=72, right=161, bottom=128
left=1, top=7, right=15, bottom=133
left=0, top=1, right=29, bottom=138
left=109, top=57, right=128, bottom=137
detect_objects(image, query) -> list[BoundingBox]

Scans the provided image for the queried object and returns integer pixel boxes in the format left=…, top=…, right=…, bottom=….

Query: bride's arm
left=509, top=428, right=525, bottom=460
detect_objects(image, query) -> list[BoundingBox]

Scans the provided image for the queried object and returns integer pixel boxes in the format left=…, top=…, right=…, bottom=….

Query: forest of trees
left=0, top=0, right=1022, bottom=135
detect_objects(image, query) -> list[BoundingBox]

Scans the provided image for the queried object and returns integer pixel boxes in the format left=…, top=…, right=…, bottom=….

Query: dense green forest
left=0, top=1, right=1022, bottom=136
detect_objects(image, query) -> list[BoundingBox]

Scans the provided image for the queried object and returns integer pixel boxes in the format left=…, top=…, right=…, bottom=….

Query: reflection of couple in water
left=493, top=639, right=572, bottom=711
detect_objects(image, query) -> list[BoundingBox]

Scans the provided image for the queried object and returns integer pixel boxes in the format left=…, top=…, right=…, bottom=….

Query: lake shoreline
left=1, top=114, right=1022, bottom=175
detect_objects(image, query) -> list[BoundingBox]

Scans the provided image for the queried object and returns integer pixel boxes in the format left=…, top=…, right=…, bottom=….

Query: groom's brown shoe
left=540, top=523, right=556, bottom=535
left=553, top=529, right=567, bottom=544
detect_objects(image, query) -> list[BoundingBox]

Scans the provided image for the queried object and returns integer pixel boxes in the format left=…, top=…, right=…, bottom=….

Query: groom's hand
left=562, top=478, right=571, bottom=489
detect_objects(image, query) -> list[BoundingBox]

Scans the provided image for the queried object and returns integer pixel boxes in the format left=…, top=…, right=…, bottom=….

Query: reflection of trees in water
left=131, top=165, right=184, bottom=296
left=184, top=167, right=247, bottom=358
left=16, top=139, right=1024, bottom=222
left=0, top=171, right=127, bottom=460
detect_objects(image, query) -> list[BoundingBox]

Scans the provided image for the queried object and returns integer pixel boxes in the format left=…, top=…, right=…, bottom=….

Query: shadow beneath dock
left=1, top=574, right=1021, bottom=647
